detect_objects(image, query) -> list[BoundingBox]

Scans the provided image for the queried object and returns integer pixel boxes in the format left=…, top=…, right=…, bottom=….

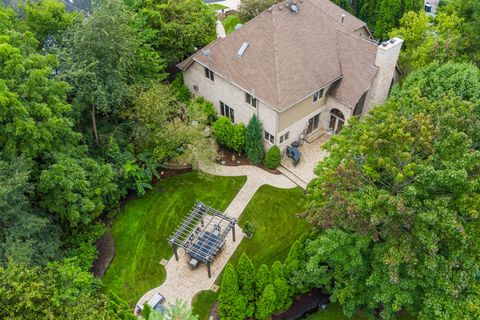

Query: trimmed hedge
left=212, top=117, right=245, bottom=153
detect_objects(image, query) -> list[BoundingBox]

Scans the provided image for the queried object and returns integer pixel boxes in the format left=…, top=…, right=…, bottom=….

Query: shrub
left=212, top=117, right=245, bottom=153
left=190, top=97, right=216, bottom=124
left=245, top=115, right=264, bottom=164
left=171, top=73, right=190, bottom=102
left=263, top=145, right=281, bottom=169
left=243, top=221, right=255, bottom=238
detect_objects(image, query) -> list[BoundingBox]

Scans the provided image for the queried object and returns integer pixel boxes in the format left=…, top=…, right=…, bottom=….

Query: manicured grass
left=102, top=172, right=246, bottom=305
left=208, top=3, right=227, bottom=11
left=191, top=290, right=219, bottom=320
left=222, top=14, right=243, bottom=34
left=228, top=184, right=310, bottom=268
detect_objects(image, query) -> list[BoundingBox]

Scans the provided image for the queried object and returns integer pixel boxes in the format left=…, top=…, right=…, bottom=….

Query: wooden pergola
left=168, top=201, right=236, bottom=278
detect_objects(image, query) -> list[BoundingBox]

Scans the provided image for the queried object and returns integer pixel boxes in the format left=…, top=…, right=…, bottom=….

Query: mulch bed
left=272, top=288, right=329, bottom=320
left=90, top=232, right=115, bottom=277
left=218, top=147, right=281, bottom=175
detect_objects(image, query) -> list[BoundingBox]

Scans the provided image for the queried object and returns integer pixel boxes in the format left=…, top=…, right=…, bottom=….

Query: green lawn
left=208, top=3, right=227, bottom=11
left=102, top=172, right=246, bottom=305
left=228, top=184, right=310, bottom=268
left=191, top=290, right=219, bottom=320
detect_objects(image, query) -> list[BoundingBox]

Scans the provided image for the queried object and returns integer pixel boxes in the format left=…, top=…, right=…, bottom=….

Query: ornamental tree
left=237, top=253, right=256, bottom=317
left=255, top=264, right=270, bottom=299
left=218, top=264, right=246, bottom=320
left=245, top=115, right=265, bottom=164
left=255, top=284, right=277, bottom=320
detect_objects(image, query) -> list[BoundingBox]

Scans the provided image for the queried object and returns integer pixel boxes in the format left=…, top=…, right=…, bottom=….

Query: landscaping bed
left=102, top=171, right=246, bottom=305
left=218, top=146, right=281, bottom=175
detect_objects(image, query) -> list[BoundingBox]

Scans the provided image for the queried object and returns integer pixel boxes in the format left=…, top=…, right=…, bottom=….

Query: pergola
left=168, top=201, right=236, bottom=278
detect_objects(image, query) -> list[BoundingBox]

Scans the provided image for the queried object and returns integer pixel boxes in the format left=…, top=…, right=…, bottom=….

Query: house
left=178, top=0, right=403, bottom=152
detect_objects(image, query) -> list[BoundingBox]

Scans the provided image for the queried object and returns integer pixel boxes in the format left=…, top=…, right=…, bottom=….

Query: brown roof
left=309, top=0, right=367, bottom=32
left=179, top=0, right=378, bottom=111
left=329, top=29, right=378, bottom=106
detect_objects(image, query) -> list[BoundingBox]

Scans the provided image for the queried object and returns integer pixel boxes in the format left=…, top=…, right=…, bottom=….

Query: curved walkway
left=135, top=164, right=295, bottom=312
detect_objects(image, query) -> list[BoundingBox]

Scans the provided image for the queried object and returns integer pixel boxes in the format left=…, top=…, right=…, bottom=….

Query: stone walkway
left=135, top=164, right=295, bottom=313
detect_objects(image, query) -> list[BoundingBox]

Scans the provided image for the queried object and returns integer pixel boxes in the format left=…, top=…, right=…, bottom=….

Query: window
left=204, top=67, right=214, bottom=82
left=220, top=101, right=234, bottom=122
left=313, top=88, right=324, bottom=103
left=245, top=92, right=257, bottom=108
left=264, top=131, right=274, bottom=144
left=279, top=132, right=290, bottom=144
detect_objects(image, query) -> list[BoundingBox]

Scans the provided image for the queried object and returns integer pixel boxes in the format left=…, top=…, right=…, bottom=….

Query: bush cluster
left=263, top=145, right=281, bottom=169
left=212, top=117, right=245, bottom=153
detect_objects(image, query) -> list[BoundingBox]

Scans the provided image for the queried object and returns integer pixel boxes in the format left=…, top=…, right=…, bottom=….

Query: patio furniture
left=286, top=143, right=302, bottom=167
left=137, top=292, right=166, bottom=314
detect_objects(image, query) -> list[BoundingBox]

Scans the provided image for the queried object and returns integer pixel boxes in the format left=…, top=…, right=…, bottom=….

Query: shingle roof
left=178, top=0, right=378, bottom=112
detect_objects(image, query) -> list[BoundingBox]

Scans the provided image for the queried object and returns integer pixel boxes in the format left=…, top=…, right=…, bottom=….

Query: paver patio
left=280, top=133, right=330, bottom=188
left=135, top=164, right=295, bottom=313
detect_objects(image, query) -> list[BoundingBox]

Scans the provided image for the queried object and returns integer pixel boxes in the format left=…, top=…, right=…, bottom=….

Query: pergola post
left=232, top=225, right=236, bottom=242
left=207, top=261, right=212, bottom=278
left=173, top=245, right=179, bottom=261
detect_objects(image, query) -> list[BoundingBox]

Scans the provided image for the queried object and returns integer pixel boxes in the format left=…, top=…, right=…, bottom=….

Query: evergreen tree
left=255, top=264, right=270, bottom=299
left=237, top=253, right=256, bottom=317
left=255, top=284, right=277, bottom=320
left=270, top=261, right=291, bottom=311
left=218, top=264, right=246, bottom=320
left=244, top=115, right=265, bottom=164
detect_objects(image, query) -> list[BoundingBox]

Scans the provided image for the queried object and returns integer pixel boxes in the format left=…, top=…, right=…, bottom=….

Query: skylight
left=237, top=42, right=249, bottom=56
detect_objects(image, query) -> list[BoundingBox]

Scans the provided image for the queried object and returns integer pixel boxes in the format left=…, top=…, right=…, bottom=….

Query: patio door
left=307, top=114, right=320, bottom=134
left=328, top=109, right=345, bottom=134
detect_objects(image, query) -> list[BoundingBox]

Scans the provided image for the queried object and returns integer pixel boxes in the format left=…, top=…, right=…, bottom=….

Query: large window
left=245, top=92, right=257, bottom=108
left=220, top=101, right=234, bottom=122
left=328, top=108, right=345, bottom=134
left=313, top=88, right=324, bottom=103
left=279, top=132, right=290, bottom=144
left=264, top=131, right=274, bottom=144
left=204, top=67, right=214, bottom=82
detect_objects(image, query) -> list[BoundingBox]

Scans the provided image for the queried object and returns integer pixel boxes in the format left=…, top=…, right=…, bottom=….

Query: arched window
left=329, top=108, right=345, bottom=134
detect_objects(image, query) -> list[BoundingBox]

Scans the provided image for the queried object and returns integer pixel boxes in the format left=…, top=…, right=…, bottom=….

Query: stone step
left=306, top=129, right=328, bottom=144
left=278, top=166, right=308, bottom=190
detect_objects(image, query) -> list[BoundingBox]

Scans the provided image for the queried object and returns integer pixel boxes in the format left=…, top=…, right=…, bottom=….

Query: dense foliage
left=212, top=116, right=246, bottom=154
left=0, top=0, right=220, bottom=317
left=218, top=254, right=293, bottom=319
left=0, top=259, right=134, bottom=319
left=304, top=62, right=480, bottom=319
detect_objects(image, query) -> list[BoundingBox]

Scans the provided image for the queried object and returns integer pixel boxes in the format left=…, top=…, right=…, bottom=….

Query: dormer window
left=245, top=92, right=257, bottom=108
left=205, top=67, right=214, bottom=82
left=313, top=88, right=324, bottom=103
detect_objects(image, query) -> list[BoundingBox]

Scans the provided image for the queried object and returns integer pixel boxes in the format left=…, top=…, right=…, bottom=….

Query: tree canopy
left=304, top=62, right=480, bottom=319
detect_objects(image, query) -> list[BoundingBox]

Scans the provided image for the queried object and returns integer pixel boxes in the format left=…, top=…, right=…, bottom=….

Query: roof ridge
left=334, top=27, right=377, bottom=47
left=271, top=8, right=282, bottom=107
left=305, top=0, right=366, bottom=29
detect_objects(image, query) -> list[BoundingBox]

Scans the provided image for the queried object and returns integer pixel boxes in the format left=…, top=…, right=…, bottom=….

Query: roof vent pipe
left=341, top=14, right=345, bottom=23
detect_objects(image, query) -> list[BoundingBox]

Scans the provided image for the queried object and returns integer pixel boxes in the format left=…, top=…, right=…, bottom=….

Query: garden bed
left=218, top=147, right=281, bottom=175
left=272, top=288, right=328, bottom=320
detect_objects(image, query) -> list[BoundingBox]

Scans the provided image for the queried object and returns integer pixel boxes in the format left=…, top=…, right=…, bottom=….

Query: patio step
left=306, top=129, right=328, bottom=144
left=278, top=165, right=308, bottom=190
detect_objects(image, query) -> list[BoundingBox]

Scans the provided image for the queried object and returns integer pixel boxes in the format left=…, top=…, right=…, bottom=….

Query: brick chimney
left=363, top=37, right=403, bottom=114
